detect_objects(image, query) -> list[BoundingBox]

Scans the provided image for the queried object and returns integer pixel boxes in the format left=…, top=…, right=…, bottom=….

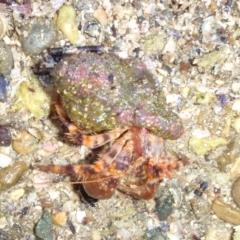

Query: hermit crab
left=38, top=50, right=185, bottom=200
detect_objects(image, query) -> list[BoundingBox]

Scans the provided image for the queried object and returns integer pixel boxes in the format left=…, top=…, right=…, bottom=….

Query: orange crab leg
left=55, top=97, right=127, bottom=148
left=38, top=131, right=133, bottom=176
left=38, top=133, right=135, bottom=200
left=82, top=139, right=135, bottom=199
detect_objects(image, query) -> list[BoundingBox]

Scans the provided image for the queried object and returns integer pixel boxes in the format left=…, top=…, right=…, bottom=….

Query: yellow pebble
left=57, top=5, right=79, bottom=44
left=52, top=212, right=67, bottom=227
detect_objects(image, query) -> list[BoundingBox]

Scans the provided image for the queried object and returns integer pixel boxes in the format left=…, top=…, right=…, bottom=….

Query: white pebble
left=76, top=210, right=86, bottom=224
left=116, top=228, right=131, bottom=240
left=167, top=222, right=181, bottom=240
left=145, top=219, right=154, bottom=229
left=0, top=153, right=12, bottom=168
left=213, top=105, right=222, bottom=114
left=179, top=110, right=192, bottom=120
left=27, top=192, right=38, bottom=203
left=166, top=94, right=180, bottom=104
left=232, top=82, right=240, bottom=93
left=48, top=190, right=59, bottom=200
left=232, top=99, right=240, bottom=112
left=117, top=51, right=128, bottom=59
left=192, top=128, right=211, bottom=138
left=162, top=36, right=176, bottom=54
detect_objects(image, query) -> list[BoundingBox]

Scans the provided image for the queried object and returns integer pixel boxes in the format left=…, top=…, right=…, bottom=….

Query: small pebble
left=216, top=135, right=240, bottom=171
left=12, top=131, right=38, bottom=154
left=10, top=188, right=25, bottom=201
left=141, top=34, right=167, bottom=55
left=0, top=40, right=13, bottom=75
left=84, top=20, right=101, bottom=39
left=194, top=181, right=208, bottom=196
left=188, top=136, right=227, bottom=155
left=190, top=197, right=211, bottom=219
left=0, top=153, right=12, bottom=168
left=52, top=212, right=67, bottom=227
left=57, top=5, right=79, bottom=44
left=0, top=126, right=11, bottom=146
left=231, top=176, right=240, bottom=208
left=155, top=193, right=173, bottom=221
left=35, top=210, right=53, bottom=240
left=232, top=99, right=240, bottom=112
left=93, top=7, right=109, bottom=25
left=0, top=161, right=28, bottom=191
left=232, top=82, right=240, bottom=93
left=67, top=219, right=76, bottom=234
left=0, top=74, right=8, bottom=102
left=19, top=19, right=58, bottom=56
left=76, top=210, right=86, bottom=224
left=42, top=141, right=58, bottom=153
left=219, top=94, right=227, bottom=106
left=143, top=227, right=166, bottom=240
left=212, top=198, right=240, bottom=225
left=13, top=74, right=51, bottom=118
left=191, top=128, right=211, bottom=138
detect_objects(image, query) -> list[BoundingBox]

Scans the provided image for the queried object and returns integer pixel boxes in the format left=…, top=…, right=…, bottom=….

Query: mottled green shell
left=53, top=53, right=183, bottom=139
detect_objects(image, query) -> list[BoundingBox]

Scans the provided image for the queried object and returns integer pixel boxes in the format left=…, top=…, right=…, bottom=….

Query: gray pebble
left=35, top=210, right=53, bottom=240
left=143, top=227, right=167, bottom=240
left=19, top=19, right=58, bottom=56
left=155, top=193, right=173, bottom=221
left=0, top=41, right=14, bottom=75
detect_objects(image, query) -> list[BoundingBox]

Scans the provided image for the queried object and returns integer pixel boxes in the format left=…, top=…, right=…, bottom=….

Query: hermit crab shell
left=0, top=4, right=13, bottom=39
